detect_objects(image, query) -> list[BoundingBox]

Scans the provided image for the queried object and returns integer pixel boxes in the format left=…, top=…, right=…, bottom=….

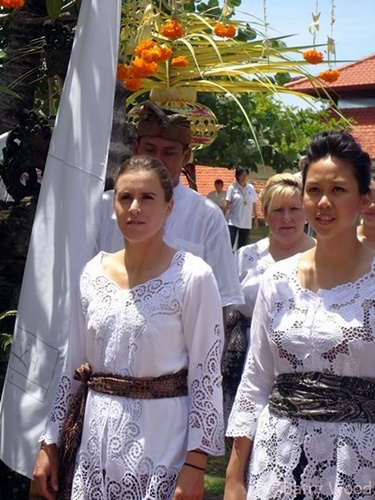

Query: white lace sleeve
left=40, top=274, right=88, bottom=446
left=182, top=261, right=225, bottom=455
left=226, top=270, right=275, bottom=439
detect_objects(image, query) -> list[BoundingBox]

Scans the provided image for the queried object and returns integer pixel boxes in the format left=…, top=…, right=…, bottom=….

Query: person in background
left=225, top=131, right=375, bottom=500
left=222, top=173, right=315, bottom=426
left=357, top=172, right=375, bottom=250
left=224, top=166, right=258, bottom=250
left=207, top=179, right=227, bottom=212
left=294, top=154, right=308, bottom=183
left=33, top=156, right=224, bottom=500
left=96, top=101, right=243, bottom=312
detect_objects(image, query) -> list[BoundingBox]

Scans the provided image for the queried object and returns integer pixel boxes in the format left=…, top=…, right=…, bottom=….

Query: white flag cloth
left=0, top=0, right=121, bottom=478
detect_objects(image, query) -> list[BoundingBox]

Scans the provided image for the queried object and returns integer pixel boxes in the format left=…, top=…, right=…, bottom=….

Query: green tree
left=195, top=92, right=352, bottom=170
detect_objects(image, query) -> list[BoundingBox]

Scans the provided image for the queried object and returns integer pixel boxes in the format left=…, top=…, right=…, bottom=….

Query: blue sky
left=234, top=0, right=375, bottom=106
left=236, top=0, right=375, bottom=63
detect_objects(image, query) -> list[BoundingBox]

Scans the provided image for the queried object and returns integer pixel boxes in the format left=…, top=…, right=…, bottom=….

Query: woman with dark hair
left=224, top=166, right=259, bottom=249
left=225, top=131, right=375, bottom=500
left=33, top=156, right=225, bottom=500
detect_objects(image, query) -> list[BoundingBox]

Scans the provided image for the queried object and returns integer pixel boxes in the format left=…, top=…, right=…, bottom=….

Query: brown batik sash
left=269, top=371, right=375, bottom=423
left=57, top=362, right=188, bottom=500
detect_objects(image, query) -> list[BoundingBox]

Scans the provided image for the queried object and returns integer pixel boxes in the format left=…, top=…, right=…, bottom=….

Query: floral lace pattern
left=42, top=250, right=224, bottom=499
left=227, top=255, right=375, bottom=499
left=234, top=237, right=274, bottom=319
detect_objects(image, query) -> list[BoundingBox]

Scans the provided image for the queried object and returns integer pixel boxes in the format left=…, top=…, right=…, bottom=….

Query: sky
left=234, top=0, right=375, bottom=107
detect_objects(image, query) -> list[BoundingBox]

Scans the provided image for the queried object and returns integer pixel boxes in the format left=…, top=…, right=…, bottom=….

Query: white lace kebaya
left=227, top=254, right=375, bottom=500
left=41, top=250, right=224, bottom=499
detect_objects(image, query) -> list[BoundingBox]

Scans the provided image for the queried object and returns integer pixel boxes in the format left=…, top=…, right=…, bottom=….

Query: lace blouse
left=227, top=254, right=375, bottom=499
left=41, top=250, right=224, bottom=499
left=234, top=238, right=274, bottom=320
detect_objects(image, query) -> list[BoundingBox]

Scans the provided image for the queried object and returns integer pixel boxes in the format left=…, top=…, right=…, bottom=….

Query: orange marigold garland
left=124, top=78, right=142, bottom=92
left=303, top=49, right=324, bottom=64
left=117, top=64, right=130, bottom=81
left=319, top=69, right=340, bottom=83
left=134, top=39, right=157, bottom=57
left=160, top=19, right=185, bottom=39
left=158, top=45, right=173, bottom=62
left=141, top=48, right=163, bottom=63
left=142, top=46, right=172, bottom=63
left=171, top=56, right=189, bottom=67
left=118, top=20, right=190, bottom=92
left=131, top=58, right=158, bottom=78
left=0, top=0, right=24, bottom=7
left=213, top=22, right=236, bottom=38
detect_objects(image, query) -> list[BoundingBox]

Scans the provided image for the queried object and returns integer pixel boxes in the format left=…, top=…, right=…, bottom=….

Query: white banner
left=0, top=0, right=121, bottom=478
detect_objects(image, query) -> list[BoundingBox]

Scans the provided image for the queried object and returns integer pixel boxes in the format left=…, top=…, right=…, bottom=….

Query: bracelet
left=184, top=462, right=206, bottom=472
left=190, top=450, right=208, bottom=456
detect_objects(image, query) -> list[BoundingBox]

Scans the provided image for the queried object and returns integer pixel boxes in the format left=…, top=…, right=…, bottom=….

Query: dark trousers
left=229, top=225, right=250, bottom=250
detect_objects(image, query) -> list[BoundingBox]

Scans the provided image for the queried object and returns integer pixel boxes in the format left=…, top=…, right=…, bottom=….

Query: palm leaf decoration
left=118, top=0, right=329, bottom=106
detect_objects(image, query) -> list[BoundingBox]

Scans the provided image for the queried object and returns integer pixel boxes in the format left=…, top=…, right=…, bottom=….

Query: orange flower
left=0, top=0, right=24, bottom=7
left=134, top=39, right=157, bottom=57
left=124, top=78, right=142, bottom=92
left=136, top=43, right=172, bottom=63
left=160, top=19, right=185, bottom=39
left=213, top=22, right=236, bottom=38
left=116, top=64, right=130, bottom=80
left=319, top=69, right=340, bottom=83
left=158, top=45, right=173, bottom=62
left=131, top=58, right=158, bottom=78
left=303, top=49, right=324, bottom=64
left=171, top=56, right=189, bottom=67
left=141, top=48, right=161, bottom=63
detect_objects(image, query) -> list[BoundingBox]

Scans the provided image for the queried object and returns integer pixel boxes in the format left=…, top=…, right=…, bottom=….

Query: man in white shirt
left=224, top=166, right=258, bottom=249
left=96, top=101, right=243, bottom=309
left=207, top=179, right=226, bottom=212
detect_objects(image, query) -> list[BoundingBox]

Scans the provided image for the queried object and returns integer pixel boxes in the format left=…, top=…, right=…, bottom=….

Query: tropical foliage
left=118, top=0, right=333, bottom=109
left=195, top=92, right=352, bottom=169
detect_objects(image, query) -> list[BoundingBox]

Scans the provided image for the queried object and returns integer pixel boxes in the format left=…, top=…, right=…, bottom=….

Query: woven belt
left=269, top=371, right=375, bottom=423
left=88, top=368, right=188, bottom=399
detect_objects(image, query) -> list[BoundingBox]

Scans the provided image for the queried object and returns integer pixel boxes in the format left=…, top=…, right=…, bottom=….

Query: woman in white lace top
left=235, top=173, right=316, bottom=325
left=222, top=174, right=315, bottom=424
left=33, top=156, right=224, bottom=500
left=225, top=131, right=375, bottom=500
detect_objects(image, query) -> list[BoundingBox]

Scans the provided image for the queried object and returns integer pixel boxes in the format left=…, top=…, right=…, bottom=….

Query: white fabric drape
left=0, top=0, right=121, bottom=478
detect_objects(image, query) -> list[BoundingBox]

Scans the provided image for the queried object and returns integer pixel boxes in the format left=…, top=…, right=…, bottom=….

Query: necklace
left=238, top=183, right=248, bottom=205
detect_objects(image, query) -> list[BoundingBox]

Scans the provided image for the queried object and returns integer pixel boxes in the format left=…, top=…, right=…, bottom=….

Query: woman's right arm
left=33, top=442, right=59, bottom=500
left=224, top=436, right=253, bottom=500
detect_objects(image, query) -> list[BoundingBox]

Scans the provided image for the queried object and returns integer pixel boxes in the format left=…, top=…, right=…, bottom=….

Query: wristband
left=184, top=462, right=206, bottom=472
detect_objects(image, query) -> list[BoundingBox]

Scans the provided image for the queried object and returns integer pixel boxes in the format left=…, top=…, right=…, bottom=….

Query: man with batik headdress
left=96, top=100, right=243, bottom=309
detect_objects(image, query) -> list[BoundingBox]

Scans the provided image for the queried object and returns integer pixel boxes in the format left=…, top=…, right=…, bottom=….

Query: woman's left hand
left=173, top=463, right=205, bottom=500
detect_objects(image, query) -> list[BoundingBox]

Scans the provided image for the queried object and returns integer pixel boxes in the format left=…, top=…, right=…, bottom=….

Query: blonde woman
left=223, top=173, right=315, bottom=424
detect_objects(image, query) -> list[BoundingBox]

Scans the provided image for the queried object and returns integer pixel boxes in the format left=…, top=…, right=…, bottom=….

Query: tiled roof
left=285, top=53, right=375, bottom=159
left=343, top=107, right=375, bottom=158
left=286, top=53, right=375, bottom=92
left=178, top=54, right=375, bottom=207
